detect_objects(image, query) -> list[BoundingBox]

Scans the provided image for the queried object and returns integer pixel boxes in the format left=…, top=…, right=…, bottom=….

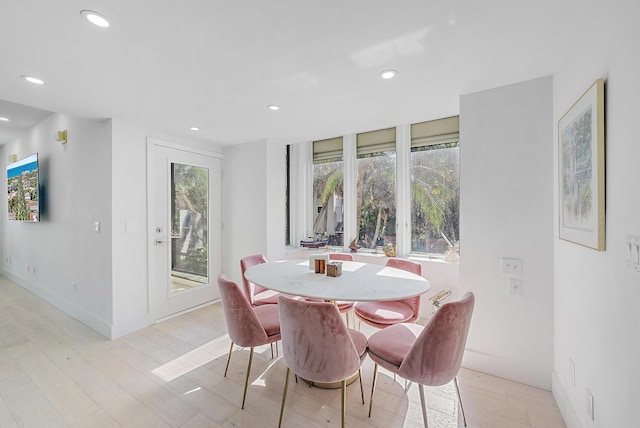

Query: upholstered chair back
left=240, top=254, right=268, bottom=301
left=278, top=296, right=363, bottom=383
left=329, top=253, right=354, bottom=261
left=399, top=291, right=475, bottom=386
left=217, top=273, right=270, bottom=347
left=386, top=258, right=422, bottom=319
left=385, top=258, right=421, bottom=275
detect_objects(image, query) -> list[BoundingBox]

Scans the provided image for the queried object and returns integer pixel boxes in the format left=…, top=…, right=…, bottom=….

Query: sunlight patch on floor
left=151, top=334, right=230, bottom=382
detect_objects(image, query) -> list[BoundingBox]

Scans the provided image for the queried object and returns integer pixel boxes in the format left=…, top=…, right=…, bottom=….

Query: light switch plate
left=501, top=257, right=523, bottom=276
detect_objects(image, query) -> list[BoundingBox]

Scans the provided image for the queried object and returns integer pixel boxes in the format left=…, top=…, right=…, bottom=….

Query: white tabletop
left=244, top=259, right=430, bottom=302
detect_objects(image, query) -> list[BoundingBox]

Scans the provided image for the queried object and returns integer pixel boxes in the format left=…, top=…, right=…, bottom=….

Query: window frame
left=312, top=137, right=345, bottom=246
left=355, top=127, right=397, bottom=251
left=289, top=118, right=459, bottom=260
left=409, top=136, right=460, bottom=256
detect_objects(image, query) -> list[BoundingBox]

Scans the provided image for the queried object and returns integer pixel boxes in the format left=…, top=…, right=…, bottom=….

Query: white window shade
left=313, top=137, right=343, bottom=162
left=411, top=116, right=459, bottom=148
left=356, top=127, right=396, bottom=156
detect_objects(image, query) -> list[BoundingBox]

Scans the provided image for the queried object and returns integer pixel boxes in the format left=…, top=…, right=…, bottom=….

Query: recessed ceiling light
left=380, top=69, right=398, bottom=80
left=0, top=117, right=9, bottom=122
left=80, top=10, right=110, bottom=28
left=268, top=105, right=280, bottom=111
left=189, top=126, right=200, bottom=131
left=21, top=75, right=46, bottom=85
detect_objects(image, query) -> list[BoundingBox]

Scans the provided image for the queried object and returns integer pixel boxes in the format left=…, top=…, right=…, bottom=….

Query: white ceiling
left=0, top=0, right=585, bottom=147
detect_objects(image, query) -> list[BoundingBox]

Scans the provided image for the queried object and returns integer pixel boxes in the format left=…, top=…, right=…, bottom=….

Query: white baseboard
left=552, top=371, right=582, bottom=428
left=462, top=348, right=552, bottom=390
left=1, top=269, right=113, bottom=339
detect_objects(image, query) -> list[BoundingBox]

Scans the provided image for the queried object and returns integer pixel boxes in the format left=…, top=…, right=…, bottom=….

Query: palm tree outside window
left=356, top=128, right=396, bottom=250
left=313, top=137, right=344, bottom=246
left=410, top=117, right=460, bottom=255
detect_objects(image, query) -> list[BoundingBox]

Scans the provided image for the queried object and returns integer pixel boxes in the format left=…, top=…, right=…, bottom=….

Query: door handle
left=155, top=239, right=169, bottom=245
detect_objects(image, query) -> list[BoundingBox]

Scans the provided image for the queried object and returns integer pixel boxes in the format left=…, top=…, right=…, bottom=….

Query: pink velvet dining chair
left=217, top=273, right=281, bottom=409
left=353, top=258, right=423, bottom=329
left=367, top=292, right=475, bottom=427
left=329, top=253, right=354, bottom=261
left=277, top=296, right=368, bottom=428
left=240, top=254, right=282, bottom=306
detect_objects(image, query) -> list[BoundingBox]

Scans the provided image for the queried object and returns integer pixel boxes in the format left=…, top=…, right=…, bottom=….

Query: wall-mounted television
left=7, top=153, right=40, bottom=222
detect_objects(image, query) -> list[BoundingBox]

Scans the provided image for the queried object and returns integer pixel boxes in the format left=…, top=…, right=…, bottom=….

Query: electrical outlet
left=501, top=257, right=523, bottom=276
left=72, top=282, right=78, bottom=293
left=508, top=278, right=523, bottom=296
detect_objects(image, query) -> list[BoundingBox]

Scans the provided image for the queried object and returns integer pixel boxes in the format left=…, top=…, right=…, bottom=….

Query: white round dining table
left=243, top=259, right=430, bottom=302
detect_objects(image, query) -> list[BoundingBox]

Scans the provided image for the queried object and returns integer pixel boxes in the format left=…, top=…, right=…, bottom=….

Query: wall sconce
left=56, top=130, right=67, bottom=144
left=8, top=154, right=17, bottom=163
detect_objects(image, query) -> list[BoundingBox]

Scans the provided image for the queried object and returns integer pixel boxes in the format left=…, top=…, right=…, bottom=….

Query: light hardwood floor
left=0, top=276, right=566, bottom=427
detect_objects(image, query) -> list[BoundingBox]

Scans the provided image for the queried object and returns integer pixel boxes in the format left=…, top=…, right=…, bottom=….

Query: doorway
left=147, top=139, right=222, bottom=320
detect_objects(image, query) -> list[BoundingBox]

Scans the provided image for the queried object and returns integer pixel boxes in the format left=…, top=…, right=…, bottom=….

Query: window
left=313, top=137, right=344, bottom=246
left=292, top=116, right=460, bottom=259
left=171, top=162, right=209, bottom=287
left=410, top=117, right=460, bottom=255
left=356, top=128, right=396, bottom=250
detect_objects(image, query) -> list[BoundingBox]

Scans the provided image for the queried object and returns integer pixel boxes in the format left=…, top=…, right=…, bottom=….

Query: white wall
left=459, top=76, right=555, bottom=389
left=221, top=139, right=269, bottom=283
left=265, top=139, right=288, bottom=262
left=109, top=120, right=153, bottom=338
left=221, top=137, right=288, bottom=280
left=552, top=2, right=640, bottom=427
left=0, top=113, right=113, bottom=336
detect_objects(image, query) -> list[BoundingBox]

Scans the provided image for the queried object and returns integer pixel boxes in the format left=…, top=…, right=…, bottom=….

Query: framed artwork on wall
left=558, top=78, right=605, bottom=250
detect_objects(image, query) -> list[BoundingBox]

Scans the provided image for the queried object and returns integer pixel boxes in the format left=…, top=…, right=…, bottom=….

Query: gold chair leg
left=241, top=347, right=254, bottom=409
left=278, top=367, right=291, bottom=428
left=341, top=379, right=347, bottom=428
left=454, top=377, right=467, bottom=427
left=224, top=341, right=234, bottom=377
left=418, top=384, right=429, bottom=428
left=358, top=368, right=365, bottom=404
left=368, top=363, right=378, bottom=417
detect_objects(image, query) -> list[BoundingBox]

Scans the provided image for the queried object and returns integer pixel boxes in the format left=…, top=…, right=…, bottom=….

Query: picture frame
left=558, top=78, right=605, bottom=250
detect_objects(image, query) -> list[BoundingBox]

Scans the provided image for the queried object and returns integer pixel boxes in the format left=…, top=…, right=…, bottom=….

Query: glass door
left=148, top=140, right=221, bottom=320
left=170, top=162, right=209, bottom=292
